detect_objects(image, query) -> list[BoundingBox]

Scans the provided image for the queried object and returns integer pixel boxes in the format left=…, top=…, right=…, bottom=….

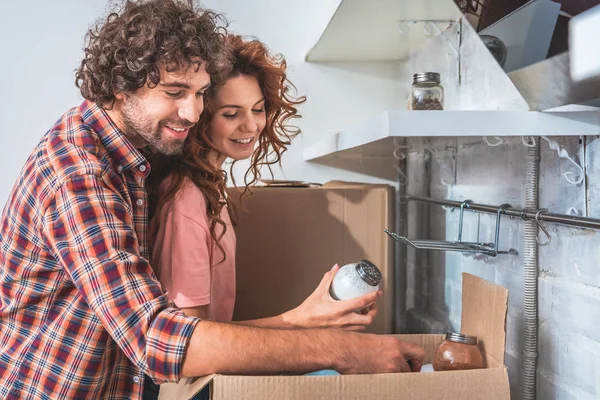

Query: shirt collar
left=79, top=100, right=150, bottom=177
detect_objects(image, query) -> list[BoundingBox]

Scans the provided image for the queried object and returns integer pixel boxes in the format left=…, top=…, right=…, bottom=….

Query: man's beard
left=120, top=98, right=188, bottom=156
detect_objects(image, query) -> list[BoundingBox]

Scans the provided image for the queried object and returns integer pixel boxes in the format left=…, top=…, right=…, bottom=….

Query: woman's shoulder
left=177, top=176, right=210, bottom=209
left=160, top=175, right=209, bottom=216
left=179, top=176, right=208, bottom=201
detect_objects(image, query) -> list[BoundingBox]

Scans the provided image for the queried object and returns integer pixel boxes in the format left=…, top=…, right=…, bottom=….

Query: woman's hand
left=283, top=264, right=382, bottom=331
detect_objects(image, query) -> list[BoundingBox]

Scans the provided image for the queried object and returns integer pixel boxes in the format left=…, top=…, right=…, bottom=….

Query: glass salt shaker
left=329, top=260, right=382, bottom=301
left=410, top=72, right=444, bottom=110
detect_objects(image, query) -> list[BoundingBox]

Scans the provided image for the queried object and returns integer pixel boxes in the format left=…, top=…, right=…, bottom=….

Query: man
left=0, top=1, right=424, bottom=399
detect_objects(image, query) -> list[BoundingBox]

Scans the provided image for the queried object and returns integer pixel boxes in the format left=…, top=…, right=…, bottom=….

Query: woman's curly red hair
left=148, top=35, right=306, bottom=263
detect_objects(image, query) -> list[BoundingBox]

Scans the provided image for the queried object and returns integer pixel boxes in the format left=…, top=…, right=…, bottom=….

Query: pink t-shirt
left=151, top=177, right=236, bottom=322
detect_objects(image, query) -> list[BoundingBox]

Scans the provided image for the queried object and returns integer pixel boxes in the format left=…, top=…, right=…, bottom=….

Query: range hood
left=508, top=52, right=600, bottom=110
left=505, top=3, right=600, bottom=110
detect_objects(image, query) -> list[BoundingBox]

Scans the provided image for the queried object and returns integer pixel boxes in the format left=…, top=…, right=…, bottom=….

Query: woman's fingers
left=314, top=264, right=340, bottom=295
left=360, top=303, right=378, bottom=315
left=341, top=325, right=367, bottom=332
left=336, top=310, right=377, bottom=328
left=338, top=290, right=381, bottom=312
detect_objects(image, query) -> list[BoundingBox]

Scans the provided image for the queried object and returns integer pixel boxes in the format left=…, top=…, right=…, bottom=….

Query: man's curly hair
left=76, top=0, right=230, bottom=107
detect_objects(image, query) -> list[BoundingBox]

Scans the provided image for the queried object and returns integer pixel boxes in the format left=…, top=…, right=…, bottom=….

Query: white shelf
left=569, top=5, right=600, bottom=82
left=304, top=110, right=600, bottom=162
left=305, top=0, right=462, bottom=62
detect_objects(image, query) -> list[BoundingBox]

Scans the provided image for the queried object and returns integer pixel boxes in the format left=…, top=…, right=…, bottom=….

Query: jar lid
left=413, top=72, right=441, bottom=84
left=355, top=260, right=382, bottom=286
left=445, top=332, right=478, bottom=345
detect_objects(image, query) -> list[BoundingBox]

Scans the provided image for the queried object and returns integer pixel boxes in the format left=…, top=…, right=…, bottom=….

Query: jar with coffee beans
left=410, top=72, right=444, bottom=110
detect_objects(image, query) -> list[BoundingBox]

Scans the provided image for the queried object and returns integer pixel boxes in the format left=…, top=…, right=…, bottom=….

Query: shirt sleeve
left=156, top=204, right=213, bottom=308
left=42, top=173, right=198, bottom=383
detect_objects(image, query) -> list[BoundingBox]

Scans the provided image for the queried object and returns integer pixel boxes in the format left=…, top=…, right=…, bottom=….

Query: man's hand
left=336, top=334, right=425, bottom=374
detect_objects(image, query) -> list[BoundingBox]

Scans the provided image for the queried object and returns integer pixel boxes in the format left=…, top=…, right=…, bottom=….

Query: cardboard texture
left=460, top=273, right=509, bottom=367
left=159, top=273, right=510, bottom=400
left=229, top=181, right=395, bottom=334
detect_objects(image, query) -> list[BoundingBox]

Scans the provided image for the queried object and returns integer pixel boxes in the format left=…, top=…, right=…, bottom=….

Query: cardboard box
left=229, top=181, right=395, bottom=334
left=159, top=273, right=510, bottom=400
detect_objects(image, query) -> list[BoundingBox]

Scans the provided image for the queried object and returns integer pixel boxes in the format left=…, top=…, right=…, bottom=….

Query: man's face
left=115, top=62, right=211, bottom=155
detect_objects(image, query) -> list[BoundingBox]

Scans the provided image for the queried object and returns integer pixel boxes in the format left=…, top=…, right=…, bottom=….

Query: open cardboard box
left=159, top=273, right=510, bottom=399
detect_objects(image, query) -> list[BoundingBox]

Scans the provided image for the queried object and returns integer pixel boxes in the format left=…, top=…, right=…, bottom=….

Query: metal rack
left=386, top=195, right=600, bottom=256
left=405, top=195, right=600, bottom=230
left=386, top=199, right=519, bottom=256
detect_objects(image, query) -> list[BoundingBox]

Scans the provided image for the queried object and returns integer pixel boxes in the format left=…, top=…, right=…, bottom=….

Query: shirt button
left=136, top=199, right=144, bottom=206
left=133, top=376, right=140, bottom=383
left=139, top=165, right=147, bottom=172
left=117, top=166, right=123, bottom=173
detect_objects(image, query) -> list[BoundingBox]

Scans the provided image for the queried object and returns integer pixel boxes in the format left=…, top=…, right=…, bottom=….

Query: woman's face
left=207, top=74, right=266, bottom=165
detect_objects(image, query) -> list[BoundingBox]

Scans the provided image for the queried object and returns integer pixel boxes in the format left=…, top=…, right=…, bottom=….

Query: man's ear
left=114, top=91, right=126, bottom=101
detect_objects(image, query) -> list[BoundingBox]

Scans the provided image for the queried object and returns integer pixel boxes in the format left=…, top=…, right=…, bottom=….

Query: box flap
left=259, top=179, right=322, bottom=188
left=158, top=374, right=215, bottom=400
left=461, top=273, right=509, bottom=366
left=322, top=180, right=391, bottom=189
left=211, top=367, right=510, bottom=400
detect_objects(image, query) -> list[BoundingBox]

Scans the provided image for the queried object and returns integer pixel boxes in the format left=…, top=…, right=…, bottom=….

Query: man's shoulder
left=42, top=105, right=107, bottom=180
left=2, top=105, right=113, bottom=221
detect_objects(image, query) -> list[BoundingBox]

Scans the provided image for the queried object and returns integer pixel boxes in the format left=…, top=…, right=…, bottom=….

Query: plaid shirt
left=0, top=100, right=199, bottom=399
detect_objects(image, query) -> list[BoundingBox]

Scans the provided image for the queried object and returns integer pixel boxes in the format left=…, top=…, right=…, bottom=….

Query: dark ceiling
left=455, top=0, right=600, bottom=30
left=557, top=0, right=600, bottom=15
left=455, top=0, right=600, bottom=56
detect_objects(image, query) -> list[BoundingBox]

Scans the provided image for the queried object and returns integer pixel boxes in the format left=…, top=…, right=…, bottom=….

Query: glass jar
left=410, top=72, right=444, bottom=110
left=433, top=332, right=485, bottom=371
left=329, top=260, right=382, bottom=301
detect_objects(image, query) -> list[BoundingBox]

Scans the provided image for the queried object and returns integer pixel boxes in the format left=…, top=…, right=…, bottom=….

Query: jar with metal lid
left=410, top=72, right=444, bottom=110
left=329, top=260, right=382, bottom=301
left=433, top=332, right=485, bottom=371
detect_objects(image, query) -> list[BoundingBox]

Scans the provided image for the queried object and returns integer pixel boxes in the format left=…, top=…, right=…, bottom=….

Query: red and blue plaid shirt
left=0, top=100, right=198, bottom=399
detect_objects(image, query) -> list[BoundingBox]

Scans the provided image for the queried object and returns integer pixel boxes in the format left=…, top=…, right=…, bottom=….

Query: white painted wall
left=0, top=1, right=108, bottom=205
left=0, top=0, right=402, bottom=206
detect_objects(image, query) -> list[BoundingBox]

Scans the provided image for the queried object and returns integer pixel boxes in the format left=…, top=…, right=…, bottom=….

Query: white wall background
left=0, top=0, right=403, bottom=206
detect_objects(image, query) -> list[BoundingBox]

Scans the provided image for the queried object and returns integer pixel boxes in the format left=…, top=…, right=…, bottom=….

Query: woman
left=147, top=35, right=380, bottom=331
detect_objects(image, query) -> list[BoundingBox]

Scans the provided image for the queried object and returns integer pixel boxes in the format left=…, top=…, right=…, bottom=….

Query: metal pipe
left=523, top=138, right=540, bottom=400
left=395, top=137, right=407, bottom=333
left=404, top=195, right=600, bottom=230
left=405, top=150, right=432, bottom=321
